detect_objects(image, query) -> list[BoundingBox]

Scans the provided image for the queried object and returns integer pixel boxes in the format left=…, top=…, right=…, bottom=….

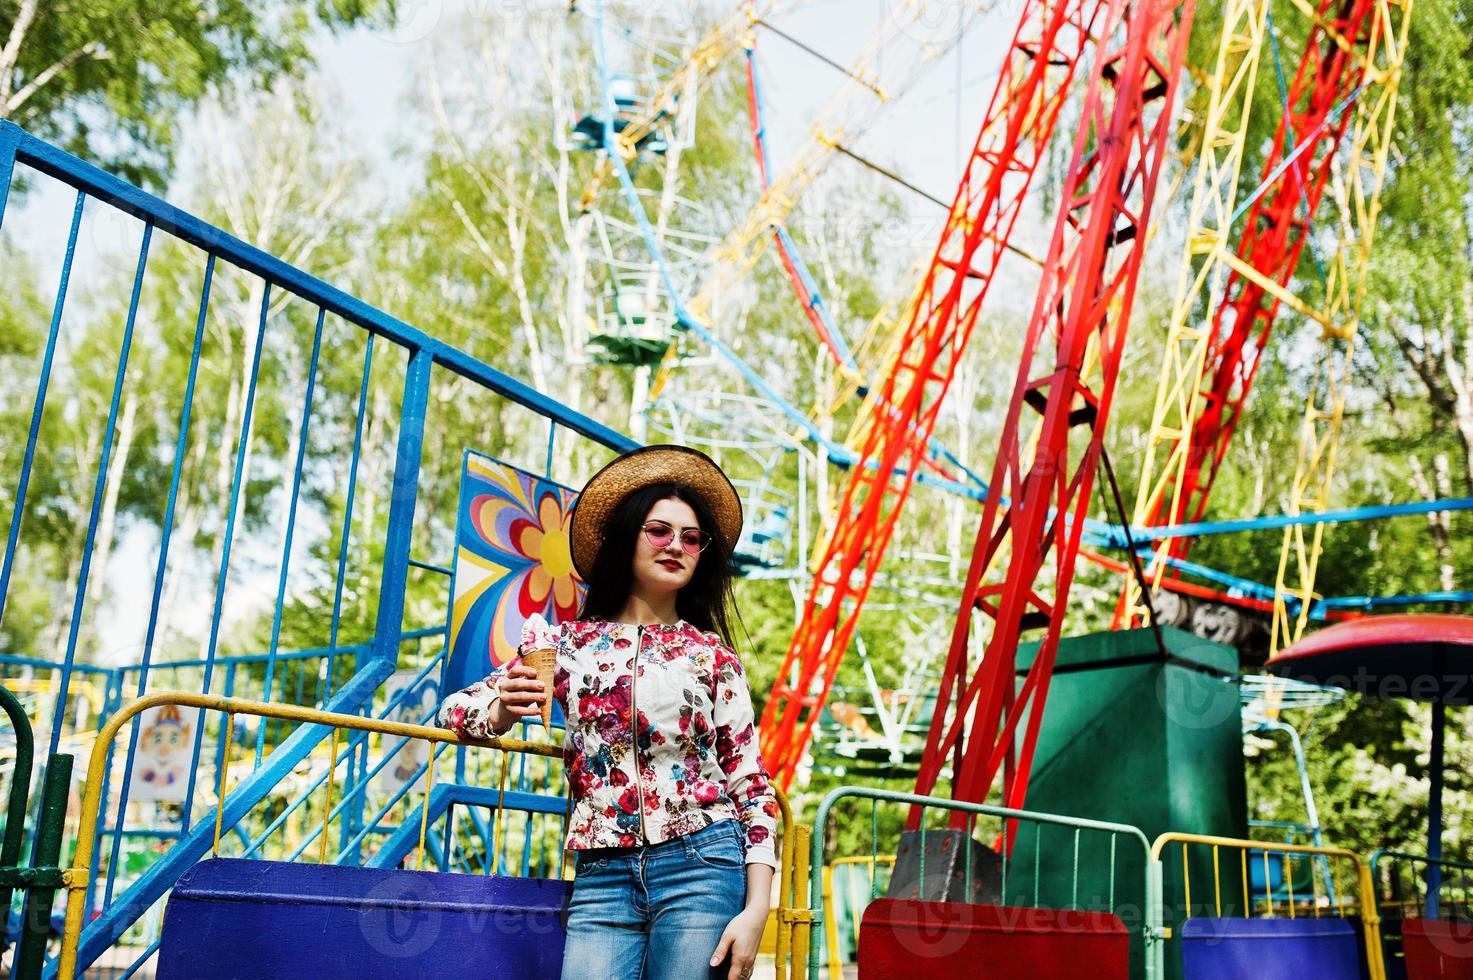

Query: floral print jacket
left=437, top=619, right=780, bottom=870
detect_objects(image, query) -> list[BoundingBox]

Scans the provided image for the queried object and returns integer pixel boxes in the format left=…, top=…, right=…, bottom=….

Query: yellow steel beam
left=657, top=0, right=991, bottom=407
left=1270, top=0, right=1411, bottom=655
left=1122, top=0, right=1271, bottom=625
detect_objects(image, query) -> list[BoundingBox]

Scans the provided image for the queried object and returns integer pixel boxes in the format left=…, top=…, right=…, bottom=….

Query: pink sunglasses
left=641, top=521, right=712, bottom=556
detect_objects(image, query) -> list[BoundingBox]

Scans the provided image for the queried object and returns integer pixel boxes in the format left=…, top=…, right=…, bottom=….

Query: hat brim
left=570, top=445, right=743, bottom=579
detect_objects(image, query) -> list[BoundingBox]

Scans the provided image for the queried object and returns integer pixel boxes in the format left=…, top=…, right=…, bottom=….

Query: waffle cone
left=523, top=647, right=556, bottom=728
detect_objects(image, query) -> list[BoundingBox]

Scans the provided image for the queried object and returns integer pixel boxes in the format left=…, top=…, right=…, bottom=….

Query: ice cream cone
left=523, top=647, right=556, bottom=728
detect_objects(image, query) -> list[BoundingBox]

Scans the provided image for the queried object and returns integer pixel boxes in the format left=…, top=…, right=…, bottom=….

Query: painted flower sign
left=444, top=452, right=584, bottom=693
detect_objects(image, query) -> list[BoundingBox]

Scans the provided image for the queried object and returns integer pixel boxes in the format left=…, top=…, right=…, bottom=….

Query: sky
left=315, top=0, right=1007, bottom=205
left=4, top=1, right=1022, bottom=662
left=11, top=0, right=1012, bottom=313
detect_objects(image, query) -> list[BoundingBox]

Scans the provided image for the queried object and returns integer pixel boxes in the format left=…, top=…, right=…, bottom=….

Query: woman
left=438, top=445, right=779, bottom=980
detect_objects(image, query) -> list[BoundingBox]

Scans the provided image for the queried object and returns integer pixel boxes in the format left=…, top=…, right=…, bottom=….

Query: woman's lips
left=657, top=559, right=683, bottom=571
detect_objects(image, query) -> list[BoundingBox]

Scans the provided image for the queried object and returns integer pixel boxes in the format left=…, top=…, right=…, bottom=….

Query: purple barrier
left=1181, top=916, right=1362, bottom=980
left=157, top=858, right=570, bottom=979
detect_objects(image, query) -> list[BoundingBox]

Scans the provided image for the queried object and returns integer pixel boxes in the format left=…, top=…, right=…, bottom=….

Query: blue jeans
left=561, top=818, right=749, bottom=980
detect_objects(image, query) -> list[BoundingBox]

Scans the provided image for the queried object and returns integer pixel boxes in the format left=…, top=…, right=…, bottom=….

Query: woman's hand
left=709, top=906, right=766, bottom=980
left=492, top=662, right=547, bottom=730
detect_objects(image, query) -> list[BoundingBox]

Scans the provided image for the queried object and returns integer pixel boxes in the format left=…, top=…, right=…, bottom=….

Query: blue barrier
left=0, top=116, right=635, bottom=977
left=156, top=858, right=570, bottom=980
left=1180, top=917, right=1362, bottom=980
left=367, top=783, right=569, bottom=872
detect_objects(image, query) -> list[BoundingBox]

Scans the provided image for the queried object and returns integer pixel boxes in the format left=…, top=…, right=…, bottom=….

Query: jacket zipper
left=631, top=623, right=647, bottom=843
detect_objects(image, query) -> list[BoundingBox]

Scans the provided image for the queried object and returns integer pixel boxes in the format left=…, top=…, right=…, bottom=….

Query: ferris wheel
left=566, top=0, right=1421, bottom=810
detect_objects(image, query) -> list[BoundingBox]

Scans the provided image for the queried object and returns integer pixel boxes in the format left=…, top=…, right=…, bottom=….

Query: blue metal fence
left=0, top=118, right=637, bottom=975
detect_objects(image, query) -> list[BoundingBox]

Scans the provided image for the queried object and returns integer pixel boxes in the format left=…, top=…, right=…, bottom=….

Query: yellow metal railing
left=1151, top=832, right=1386, bottom=980
left=823, top=854, right=895, bottom=980
left=59, top=692, right=804, bottom=980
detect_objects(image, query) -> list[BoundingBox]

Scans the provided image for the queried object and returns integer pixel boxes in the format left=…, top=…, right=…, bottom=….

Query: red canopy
left=1267, top=614, right=1473, bottom=704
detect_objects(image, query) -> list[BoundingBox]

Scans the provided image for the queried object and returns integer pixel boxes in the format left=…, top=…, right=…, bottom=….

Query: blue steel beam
left=1111, top=496, right=1473, bottom=544
left=0, top=191, right=82, bottom=640
left=366, top=783, right=569, bottom=870
left=368, top=350, right=432, bottom=668
left=48, top=224, right=151, bottom=757
left=327, top=336, right=377, bottom=703
left=1315, top=591, right=1473, bottom=613
left=0, top=121, right=637, bottom=454
left=0, top=122, right=17, bottom=224
left=101, top=255, right=216, bottom=909
left=257, top=307, right=328, bottom=754
left=179, top=280, right=272, bottom=830
left=46, top=658, right=396, bottom=979
left=242, top=648, right=448, bottom=862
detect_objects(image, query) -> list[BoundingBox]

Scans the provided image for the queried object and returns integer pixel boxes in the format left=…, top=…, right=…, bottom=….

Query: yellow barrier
left=1151, top=832, right=1386, bottom=980
left=783, top=822, right=815, bottom=980
left=823, top=854, right=895, bottom=980
left=772, top=790, right=800, bottom=980
left=59, top=692, right=802, bottom=980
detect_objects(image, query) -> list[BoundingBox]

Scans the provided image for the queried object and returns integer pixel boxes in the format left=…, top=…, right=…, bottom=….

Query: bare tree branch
left=5, top=40, right=107, bottom=116
left=0, top=0, right=41, bottom=110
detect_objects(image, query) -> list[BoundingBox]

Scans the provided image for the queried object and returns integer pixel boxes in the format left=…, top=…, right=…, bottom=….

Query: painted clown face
left=142, top=712, right=188, bottom=761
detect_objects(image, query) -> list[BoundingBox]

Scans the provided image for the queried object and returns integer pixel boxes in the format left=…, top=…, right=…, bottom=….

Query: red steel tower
left=757, top=0, right=1112, bottom=790
left=1122, top=0, right=1382, bottom=598
left=910, top=0, right=1197, bottom=823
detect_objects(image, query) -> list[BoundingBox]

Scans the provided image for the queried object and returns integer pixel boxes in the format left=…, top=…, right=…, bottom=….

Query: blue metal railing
left=0, top=118, right=636, bottom=975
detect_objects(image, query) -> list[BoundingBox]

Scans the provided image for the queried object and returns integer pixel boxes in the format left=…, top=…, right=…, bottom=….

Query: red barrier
left=1403, top=918, right=1473, bottom=980
left=857, top=900, right=1129, bottom=979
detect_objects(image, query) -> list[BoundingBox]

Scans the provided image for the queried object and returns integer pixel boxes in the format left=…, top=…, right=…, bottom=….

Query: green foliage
left=1247, top=697, right=1471, bottom=860
left=0, top=0, right=394, bottom=186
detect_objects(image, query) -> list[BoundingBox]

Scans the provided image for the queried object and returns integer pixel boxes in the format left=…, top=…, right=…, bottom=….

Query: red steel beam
left=756, top=0, right=1110, bottom=791
left=1139, top=0, right=1378, bottom=567
left=910, top=0, right=1197, bottom=828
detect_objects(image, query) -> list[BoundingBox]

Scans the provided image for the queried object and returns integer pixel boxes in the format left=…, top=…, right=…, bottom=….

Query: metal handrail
left=59, top=691, right=800, bottom=980
left=1152, top=832, right=1385, bottom=980
left=58, top=692, right=555, bottom=978
left=0, top=683, right=70, bottom=980
left=1369, top=848, right=1473, bottom=919
left=809, top=786, right=1158, bottom=980
left=0, top=122, right=637, bottom=454
left=0, top=683, right=34, bottom=911
left=823, top=854, right=895, bottom=980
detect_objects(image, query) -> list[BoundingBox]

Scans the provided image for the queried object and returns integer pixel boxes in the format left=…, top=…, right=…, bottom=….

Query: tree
left=1356, top=0, right=1473, bottom=590
left=0, top=0, right=395, bottom=186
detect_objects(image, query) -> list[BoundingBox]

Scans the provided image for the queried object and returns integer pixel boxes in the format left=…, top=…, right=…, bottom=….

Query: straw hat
left=570, top=445, right=743, bottom=579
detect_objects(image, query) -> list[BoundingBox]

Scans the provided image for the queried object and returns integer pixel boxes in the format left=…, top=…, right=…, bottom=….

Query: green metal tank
left=1006, top=626, right=1247, bottom=980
